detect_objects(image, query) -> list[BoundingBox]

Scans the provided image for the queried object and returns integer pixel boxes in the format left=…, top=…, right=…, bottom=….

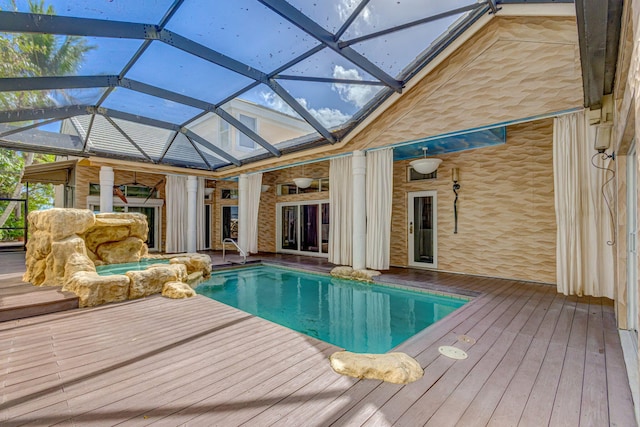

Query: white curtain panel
left=329, top=155, right=353, bottom=265
left=196, top=177, right=206, bottom=250
left=246, top=173, right=263, bottom=254
left=366, top=148, right=393, bottom=270
left=553, top=111, right=615, bottom=298
left=165, top=174, right=187, bottom=253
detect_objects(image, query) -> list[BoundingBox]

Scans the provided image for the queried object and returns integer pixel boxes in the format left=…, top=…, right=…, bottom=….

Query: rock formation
left=329, top=351, right=424, bottom=384
left=23, top=208, right=211, bottom=307
left=330, top=266, right=382, bottom=282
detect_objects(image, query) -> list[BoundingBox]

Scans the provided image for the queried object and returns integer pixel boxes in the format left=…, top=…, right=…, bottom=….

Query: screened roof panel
left=279, top=47, right=378, bottom=81
left=341, top=0, right=477, bottom=40
left=350, top=11, right=471, bottom=79
left=163, top=132, right=227, bottom=169
left=0, top=33, right=145, bottom=77
left=5, top=0, right=175, bottom=23
left=285, top=0, right=357, bottom=34
left=68, top=115, right=146, bottom=160
left=164, top=0, right=320, bottom=72
left=126, top=42, right=254, bottom=105
left=101, top=88, right=202, bottom=124
left=222, top=84, right=320, bottom=145
left=110, top=117, right=174, bottom=160
left=0, top=0, right=503, bottom=171
left=277, top=78, right=384, bottom=130
left=0, top=88, right=105, bottom=110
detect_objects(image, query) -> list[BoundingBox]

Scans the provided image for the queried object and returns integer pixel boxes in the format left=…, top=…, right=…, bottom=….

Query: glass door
left=408, top=191, right=437, bottom=268
left=281, top=205, right=298, bottom=250
left=278, top=201, right=328, bottom=256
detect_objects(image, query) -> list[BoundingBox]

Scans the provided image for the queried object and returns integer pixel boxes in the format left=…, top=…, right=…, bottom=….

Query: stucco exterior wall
left=390, top=120, right=556, bottom=283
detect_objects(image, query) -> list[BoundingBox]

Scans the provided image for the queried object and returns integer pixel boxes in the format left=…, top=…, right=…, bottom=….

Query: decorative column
left=99, top=166, right=114, bottom=213
left=352, top=150, right=367, bottom=270
left=238, top=173, right=249, bottom=253
left=186, top=176, right=198, bottom=253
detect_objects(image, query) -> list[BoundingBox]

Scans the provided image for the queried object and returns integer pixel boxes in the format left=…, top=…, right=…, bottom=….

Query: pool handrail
left=222, top=238, right=247, bottom=264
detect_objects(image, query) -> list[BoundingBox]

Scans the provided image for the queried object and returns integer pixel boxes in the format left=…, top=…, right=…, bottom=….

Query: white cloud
left=260, top=91, right=350, bottom=129
left=331, top=65, right=377, bottom=108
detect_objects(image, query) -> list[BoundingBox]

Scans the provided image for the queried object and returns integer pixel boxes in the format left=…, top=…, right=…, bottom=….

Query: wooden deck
left=0, top=253, right=636, bottom=426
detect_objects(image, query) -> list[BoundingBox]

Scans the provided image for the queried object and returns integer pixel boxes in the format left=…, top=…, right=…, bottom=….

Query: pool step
left=0, top=278, right=79, bottom=322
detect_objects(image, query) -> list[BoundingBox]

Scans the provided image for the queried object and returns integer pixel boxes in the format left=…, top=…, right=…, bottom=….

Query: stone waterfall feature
left=23, top=208, right=211, bottom=307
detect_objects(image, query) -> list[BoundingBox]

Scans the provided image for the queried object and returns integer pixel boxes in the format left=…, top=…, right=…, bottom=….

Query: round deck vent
left=438, top=345, right=468, bottom=360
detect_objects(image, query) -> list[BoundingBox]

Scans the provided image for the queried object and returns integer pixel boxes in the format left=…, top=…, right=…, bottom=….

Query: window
left=407, top=166, right=437, bottom=182
left=222, top=206, right=238, bottom=242
left=219, top=119, right=230, bottom=150
left=88, top=183, right=158, bottom=199
left=237, top=114, right=257, bottom=149
left=221, top=189, right=238, bottom=199
left=277, top=178, right=329, bottom=195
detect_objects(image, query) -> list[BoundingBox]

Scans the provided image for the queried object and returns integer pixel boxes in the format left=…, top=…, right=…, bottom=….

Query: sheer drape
left=553, top=111, right=615, bottom=298
left=165, top=175, right=187, bottom=253
left=329, top=155, right=353, bottom=265
left=246, top=173, right=262, bottom=254
left=366, top=148, right=393, bottom=270
left=196, top=177, right=206, bottom=250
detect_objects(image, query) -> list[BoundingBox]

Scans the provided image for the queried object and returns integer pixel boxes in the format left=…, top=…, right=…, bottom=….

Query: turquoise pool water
left=197, top=265, right=468, bottom=353
left=96, top=258, right=170, bottom=276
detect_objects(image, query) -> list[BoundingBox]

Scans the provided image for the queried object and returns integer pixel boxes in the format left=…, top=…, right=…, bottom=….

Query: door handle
left=409, top=221, right=413, bottom=234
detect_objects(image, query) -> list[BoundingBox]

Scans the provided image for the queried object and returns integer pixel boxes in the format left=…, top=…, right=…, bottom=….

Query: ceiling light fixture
left=410, top=147, right=442, bottom=175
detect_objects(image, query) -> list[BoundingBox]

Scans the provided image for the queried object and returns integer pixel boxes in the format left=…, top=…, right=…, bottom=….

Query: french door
left=277, top=201, right=329, bottom=257
left=408, top=191, right=437, bottom=268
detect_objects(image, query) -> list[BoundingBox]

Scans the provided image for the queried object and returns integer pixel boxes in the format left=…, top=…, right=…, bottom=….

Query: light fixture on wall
left=261, top=184, right=270, bottom=193
left=452, top=168, right=460, bottom=234
left=410, top=147, right=442, bottom=174
left=293, top=163, right=312, bottom=189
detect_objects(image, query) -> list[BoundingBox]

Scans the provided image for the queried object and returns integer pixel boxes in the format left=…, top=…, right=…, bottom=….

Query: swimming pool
left=197, top=265, right=468, bottom=353
left=96, top=258, right=170, bottom=276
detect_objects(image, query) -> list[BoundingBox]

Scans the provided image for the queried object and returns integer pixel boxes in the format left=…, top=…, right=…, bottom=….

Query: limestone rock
left=162, top=281, right=196, bottom=299
left=83, top=225, right=130, bottom=253
left=63, top=252, right=96, bottom=283
left=23, top=258, right=46, bottom=286
left=330, top=266, right=353, bottom=278
left=186, top=271, right=204, bottom=288
left=64, top=271, right=130, bottom=307
left=330, top=266, right=381, bottom=283
left=329, top=351, right=424, bottom=384
left=127, top=264, right=187, bottom=299
left=95, top=212, right=148, bottom=240
left=26, top=230, right=52, bottom=260
left=28, top=208, right=95, bottom=240
left=351, top=269, right=382, bottom=282
left=96, top=237, right=144, bottom=264
left=42, top=235, right=87, bottom=287
left=170, top=253, right=212, bottom=277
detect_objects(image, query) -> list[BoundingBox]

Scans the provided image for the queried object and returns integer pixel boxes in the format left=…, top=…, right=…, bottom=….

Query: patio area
left=0, top=252, right=635, bottom=426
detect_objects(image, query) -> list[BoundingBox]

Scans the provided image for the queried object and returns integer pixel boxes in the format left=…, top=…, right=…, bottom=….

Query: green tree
left=0, top=0, right=94, bottom=240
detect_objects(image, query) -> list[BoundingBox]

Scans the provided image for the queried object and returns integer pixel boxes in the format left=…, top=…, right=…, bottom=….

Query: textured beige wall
left=390, top=119, right=556, bottom=283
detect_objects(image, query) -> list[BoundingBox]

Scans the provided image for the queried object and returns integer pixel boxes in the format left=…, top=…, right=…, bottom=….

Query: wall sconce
left=261, top=184, right=270, bottom=193
left=452, top=168, right=460, bottom=234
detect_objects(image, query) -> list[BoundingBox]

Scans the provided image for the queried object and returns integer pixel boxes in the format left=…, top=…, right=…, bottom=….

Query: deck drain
left=439, top=345, right=468, bottom=360
left=458, top=335, right=476, bottom=344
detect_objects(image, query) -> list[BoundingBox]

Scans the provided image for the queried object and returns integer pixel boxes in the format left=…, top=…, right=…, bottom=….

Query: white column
left=352, top=150, right=367, bottom=270
left=238, top=174, right=249, bottom=253
left=99, top=166, right=114, bottom=213
left=186, top=176, right=198, bottom=253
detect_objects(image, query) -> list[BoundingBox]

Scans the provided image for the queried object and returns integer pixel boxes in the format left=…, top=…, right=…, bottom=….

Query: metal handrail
left=222, top=238, right=247, bottom=264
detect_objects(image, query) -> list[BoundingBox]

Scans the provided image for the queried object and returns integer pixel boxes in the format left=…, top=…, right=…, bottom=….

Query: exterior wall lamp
left=452, top=168, right=460, bottom=234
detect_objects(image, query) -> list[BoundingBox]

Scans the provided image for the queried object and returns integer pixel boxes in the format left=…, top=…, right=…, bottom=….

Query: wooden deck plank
left=579, top=297, right=609, bottom=427
left=0, top=254, right=634, bottom=427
